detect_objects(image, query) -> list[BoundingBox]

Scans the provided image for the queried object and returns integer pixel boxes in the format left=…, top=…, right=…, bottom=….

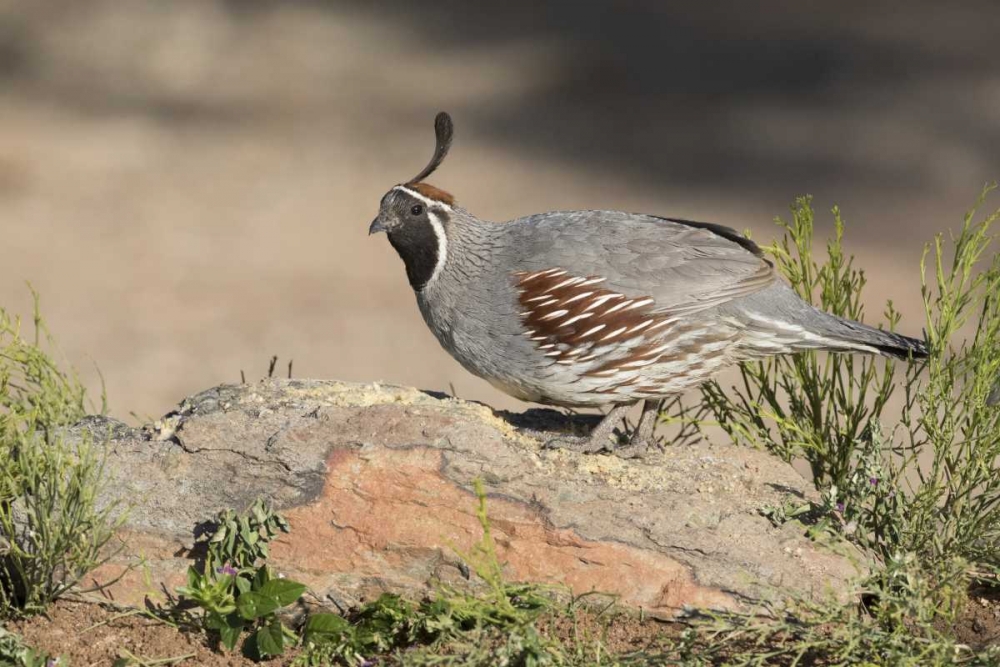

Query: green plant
left=0, top=290, right=123, bottom=617
left=0, top=625, right=60, bottom=667
left=204, top=498, right=290, bottom=571
left=686, top=188, right=1000, bottom=665
left=898, top=186, right=1000, bottom=570
left=702, top=189, right=1000, bottom=563
left=176, top=499, right=304, bottom=659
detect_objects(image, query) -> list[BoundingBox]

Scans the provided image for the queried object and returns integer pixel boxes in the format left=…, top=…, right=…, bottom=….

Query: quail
left=369, top=112, right=928, bottom=455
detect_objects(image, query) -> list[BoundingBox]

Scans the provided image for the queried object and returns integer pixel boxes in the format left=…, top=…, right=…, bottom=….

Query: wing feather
left=502, top=210, right=775, bottom=318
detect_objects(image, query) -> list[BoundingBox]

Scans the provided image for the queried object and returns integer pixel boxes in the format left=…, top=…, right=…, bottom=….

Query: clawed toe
left=543, top=434, right=657, bottom=459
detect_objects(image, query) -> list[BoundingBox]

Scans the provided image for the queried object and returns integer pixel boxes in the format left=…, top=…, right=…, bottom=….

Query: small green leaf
left=204, top=610, right=227, bottom=631
left=186, top=565, right=200, bottom=589
left=256, top=617, right=286, bottom=657
left=303, top=612, right=350, bottom=641
left=218, top=621, right=242, bottom=651
left=237, top=591, right=280, bottom=620
left=235, top=575, right=252, bottom=595
left=258, top=578, right=306, bottom=607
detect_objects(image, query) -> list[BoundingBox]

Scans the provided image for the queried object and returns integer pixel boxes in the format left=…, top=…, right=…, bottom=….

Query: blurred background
left=1, top=1, right=998, bottom=420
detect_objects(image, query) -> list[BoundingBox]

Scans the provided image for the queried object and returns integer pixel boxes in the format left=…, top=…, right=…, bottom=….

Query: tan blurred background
left=1, top=1, right=998, bottom=421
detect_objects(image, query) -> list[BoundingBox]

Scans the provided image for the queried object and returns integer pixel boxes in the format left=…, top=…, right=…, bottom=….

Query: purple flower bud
left=46, top=660, right=59, bottom=667
left=869, top=477, right=878, bottom=486
left=836, top=502, right=845, bottom=513
left=216, top=564, right=238, bottom=576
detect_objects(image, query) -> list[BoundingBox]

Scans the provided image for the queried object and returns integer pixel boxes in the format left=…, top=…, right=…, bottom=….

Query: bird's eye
left=410, top=204, right=424, bottom=216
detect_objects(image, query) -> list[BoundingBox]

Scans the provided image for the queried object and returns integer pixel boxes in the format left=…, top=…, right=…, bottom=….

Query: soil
left=8, top=599, right=679, bottom=666
left=10, top=589, right=999, bottom=665
left=9, top=600, right=298, bottom=667
left=947, top=585, right=1000, bottom=650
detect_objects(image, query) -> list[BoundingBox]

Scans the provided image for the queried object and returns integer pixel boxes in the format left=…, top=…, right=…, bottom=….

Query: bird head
left=370, top=112, right=457, bottom=291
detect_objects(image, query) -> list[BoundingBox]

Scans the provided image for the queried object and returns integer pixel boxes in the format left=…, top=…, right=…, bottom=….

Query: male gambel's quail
left=369, top=112, right=928, bottom=455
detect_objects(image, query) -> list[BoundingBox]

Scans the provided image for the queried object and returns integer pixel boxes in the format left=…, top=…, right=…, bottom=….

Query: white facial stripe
left=425, top=209, right=447, bottom=287
left=393, top=185, right=455, bottom=212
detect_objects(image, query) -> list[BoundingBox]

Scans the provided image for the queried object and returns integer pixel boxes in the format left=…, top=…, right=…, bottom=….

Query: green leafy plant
left=0, top=290, right=123, bottom=617
left=204, top=498, right=290, bottom=571
left=176, top=499, right=304, bottom=659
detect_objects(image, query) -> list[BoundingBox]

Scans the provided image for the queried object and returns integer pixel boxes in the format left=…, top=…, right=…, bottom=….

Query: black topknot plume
left=408, top=112, right=453, bottom=184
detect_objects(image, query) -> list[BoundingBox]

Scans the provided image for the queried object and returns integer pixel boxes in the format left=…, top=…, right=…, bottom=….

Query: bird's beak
left=368, top=217, right=386, bottom=235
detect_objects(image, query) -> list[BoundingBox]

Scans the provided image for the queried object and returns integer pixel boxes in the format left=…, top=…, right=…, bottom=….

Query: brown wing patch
left=411, top=182, right=455, bottom=206
left=514, top=268, right=672, bottom=364
left=514, top=269, right=742, bottom=396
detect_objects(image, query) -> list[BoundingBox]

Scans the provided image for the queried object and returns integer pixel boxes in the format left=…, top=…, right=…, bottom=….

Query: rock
left=77, top=379, right=860, bottom=618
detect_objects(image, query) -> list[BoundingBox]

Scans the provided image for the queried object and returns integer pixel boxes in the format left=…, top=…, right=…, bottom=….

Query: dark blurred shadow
left=334, top=0, right=1000, bottom=197
left=3, top=0, right=997, bottom=204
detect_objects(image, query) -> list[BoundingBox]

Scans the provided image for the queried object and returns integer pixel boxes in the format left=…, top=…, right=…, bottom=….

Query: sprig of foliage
left=702, top=189, right=1000, bottom=566
left=898, top=185, right=1000, bottom=570
left=178, top=562, right=304, bottom=659
left=0, top=290, right=123, bottom=617
left=176, top=499, right=304, bottom=659
left=203, top=498, right=290, bottom=572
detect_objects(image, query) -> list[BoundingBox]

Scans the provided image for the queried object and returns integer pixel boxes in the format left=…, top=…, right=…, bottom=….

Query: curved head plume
left=407, top=112, right=453, bottom=184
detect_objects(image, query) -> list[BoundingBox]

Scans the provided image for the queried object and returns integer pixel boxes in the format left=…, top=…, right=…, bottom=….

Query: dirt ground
left=1, top=1, right=998, bottom=422
left=9, top=599, right=679, bottom=666
left=949, top=586, right=1000, bottom=650
left=10, top=600, right=295, bottom=666
left=10, top=590, right=1000, bottom=665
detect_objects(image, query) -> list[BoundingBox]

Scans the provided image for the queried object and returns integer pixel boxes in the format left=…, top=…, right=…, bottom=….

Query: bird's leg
left=543, top=403, right=633, bottom=454
left=615, top=399, right=661, bottom=458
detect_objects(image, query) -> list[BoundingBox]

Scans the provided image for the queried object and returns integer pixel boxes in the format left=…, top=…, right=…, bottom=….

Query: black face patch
left=384, top=192, right=448, bottom=291
left=387, top=218, right=438, bottom=290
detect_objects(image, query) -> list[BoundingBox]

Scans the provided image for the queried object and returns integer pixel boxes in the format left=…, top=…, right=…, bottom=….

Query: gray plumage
left=369, top=113, right=927, bottom=454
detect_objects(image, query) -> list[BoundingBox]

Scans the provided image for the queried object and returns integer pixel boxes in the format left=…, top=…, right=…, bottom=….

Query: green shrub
left=684, top=187, right=1000, bottom=665
left=0, top=290, right=123, bottom=617
left=701, top=188, right=1000, bottom=567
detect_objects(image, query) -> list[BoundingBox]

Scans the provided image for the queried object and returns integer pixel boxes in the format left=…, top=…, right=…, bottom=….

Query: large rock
left=78, top=379, right=859, bottom=618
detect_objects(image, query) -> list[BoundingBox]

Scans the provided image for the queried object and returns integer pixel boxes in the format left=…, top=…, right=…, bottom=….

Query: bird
left=369, top=112, right=928, bottom=456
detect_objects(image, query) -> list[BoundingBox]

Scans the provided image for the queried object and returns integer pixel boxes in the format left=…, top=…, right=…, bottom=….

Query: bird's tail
left=735, top=282, right=928, bottom=361
left=805, top=314, right=929, bottom=360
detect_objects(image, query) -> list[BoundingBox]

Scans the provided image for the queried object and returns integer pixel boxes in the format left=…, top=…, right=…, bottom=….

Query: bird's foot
left=543, top=433, right=655, bottom=458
